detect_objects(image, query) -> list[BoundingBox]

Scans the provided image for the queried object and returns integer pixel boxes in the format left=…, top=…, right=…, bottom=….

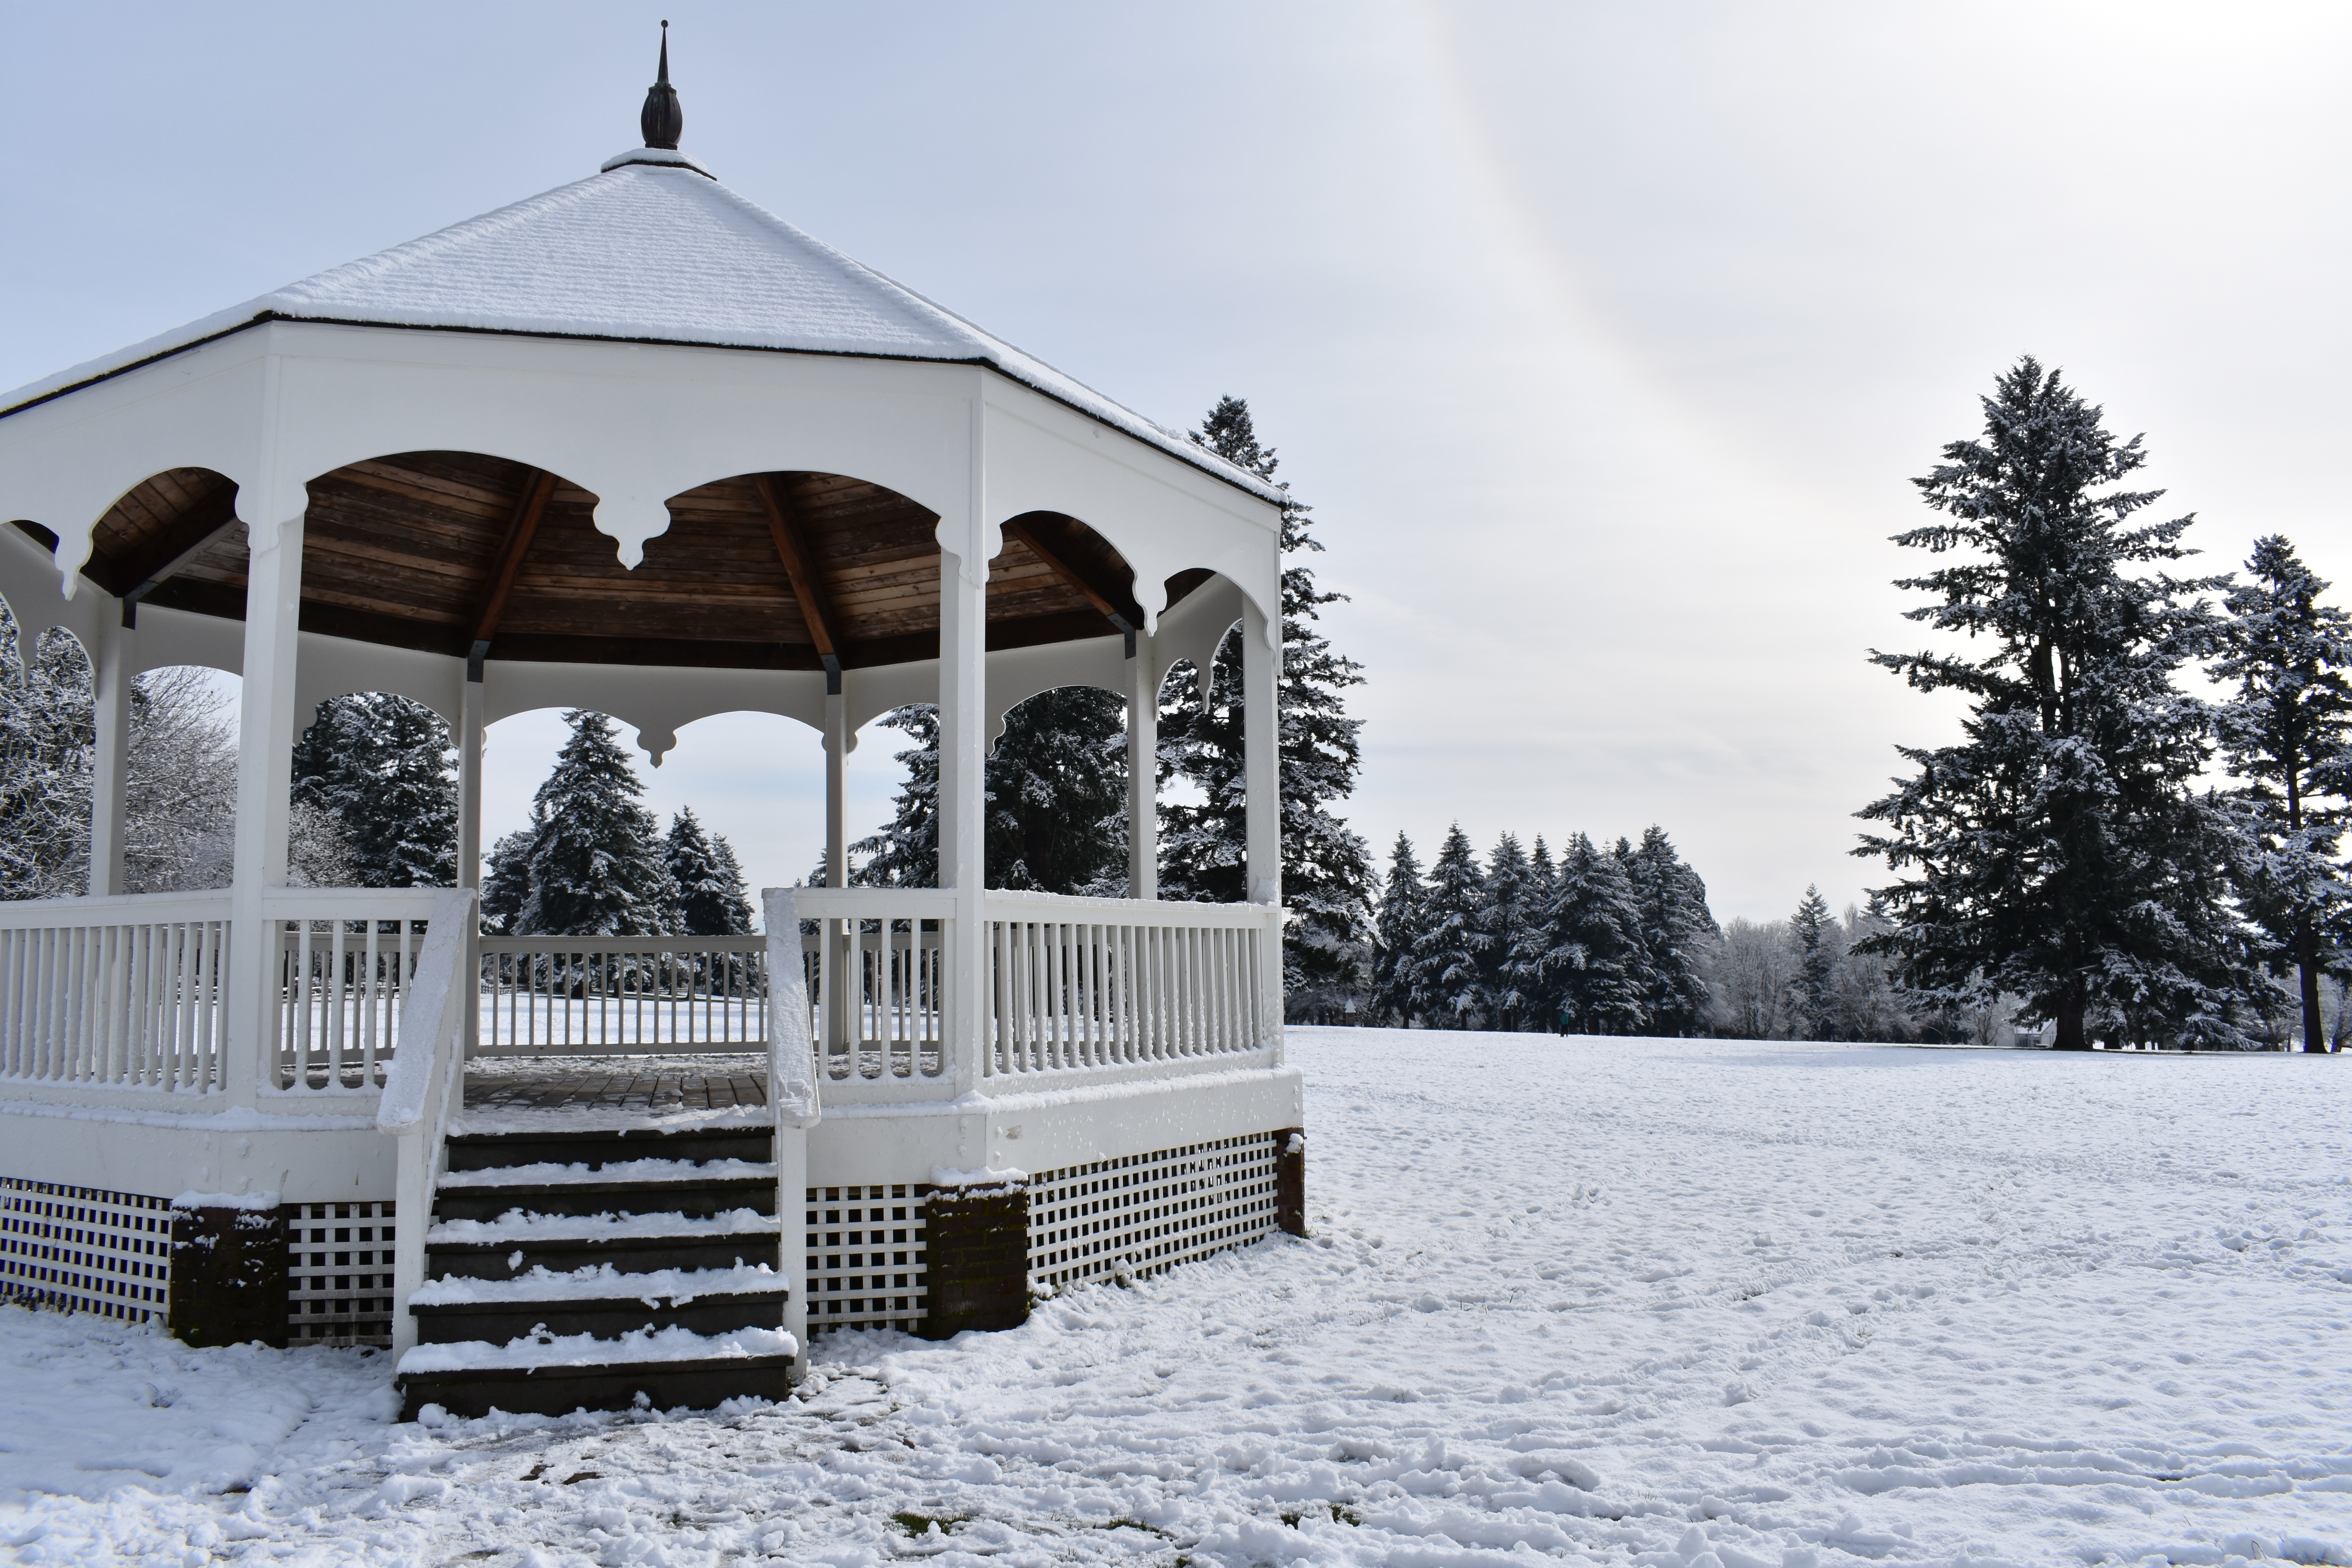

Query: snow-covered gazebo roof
left=0, top=38, right=1284, bottom=753
left=0, top=154, right=1280, bottom=512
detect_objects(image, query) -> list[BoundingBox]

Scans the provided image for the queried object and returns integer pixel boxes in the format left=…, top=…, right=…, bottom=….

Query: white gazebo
left=0, top=41, right=1303, bottom=1414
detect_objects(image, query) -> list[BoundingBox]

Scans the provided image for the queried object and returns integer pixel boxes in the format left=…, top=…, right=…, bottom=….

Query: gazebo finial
left=640, top=21, right=684, bottom=150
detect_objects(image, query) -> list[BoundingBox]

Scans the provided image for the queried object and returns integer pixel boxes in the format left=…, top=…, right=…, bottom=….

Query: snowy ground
left=2, top=1030, right=2348, bottom=1568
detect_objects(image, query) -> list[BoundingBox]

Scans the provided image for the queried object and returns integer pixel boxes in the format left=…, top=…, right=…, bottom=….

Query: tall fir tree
left=1541, top=833, right=1648, bottom=1036
left=848, top=696, right=1127, bottom=893
left=1478, top=831, right=1539, bottom=1030
left=1622, top=825, right=1716, bottom=1037
left=1369, top=831, right=1425, bottom=1025
left=1403, top=824, right=1486, bottom=1027
left=664, top=808, right=754, bottom=935
left=2213, top=535, right=2352, bottom=1052
left=1784, top=884, right=1837, bottom=1040
left=849, top=705, right=940, bottom=887
left=1855, top=357, right=2256, bottom=1049
left=985, top=688, right=1128, bottom=894
left=1163, top=396, right=1375, bottom=1007
left=480, top=828, right=534, bottom=935
left=517, top=710, right=675, bottom=936
left=290, top=693, right=458, bottom=887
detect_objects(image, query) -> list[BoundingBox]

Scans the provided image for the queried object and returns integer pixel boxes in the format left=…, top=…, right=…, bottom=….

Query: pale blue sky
left=5, top=2, right=2346, bottom=921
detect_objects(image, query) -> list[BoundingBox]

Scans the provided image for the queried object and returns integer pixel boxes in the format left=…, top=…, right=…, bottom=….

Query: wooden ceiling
left=46, top=452, right=1208, bottom=671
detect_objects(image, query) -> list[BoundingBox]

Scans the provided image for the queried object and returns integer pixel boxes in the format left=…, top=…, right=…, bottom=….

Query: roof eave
left=0, top=313, right=1294, bottom=512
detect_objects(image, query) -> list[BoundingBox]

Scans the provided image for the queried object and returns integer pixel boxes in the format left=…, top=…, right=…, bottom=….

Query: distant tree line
left=1857, top=357, right=2352, bottom=1051
left=1361, top=824, right=1718, bottom=1035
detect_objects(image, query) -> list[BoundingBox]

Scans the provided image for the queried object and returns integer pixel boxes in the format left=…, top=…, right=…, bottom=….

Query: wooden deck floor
left=463, top=1057, right=769, bottom=1115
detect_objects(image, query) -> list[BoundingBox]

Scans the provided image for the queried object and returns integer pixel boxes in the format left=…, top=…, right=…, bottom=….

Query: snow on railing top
left=376, top=889, right=477, bottom=1134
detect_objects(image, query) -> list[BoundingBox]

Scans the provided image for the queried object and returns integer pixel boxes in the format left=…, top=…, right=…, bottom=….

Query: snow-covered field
left=2, top=1029, right=2347, bottom=1567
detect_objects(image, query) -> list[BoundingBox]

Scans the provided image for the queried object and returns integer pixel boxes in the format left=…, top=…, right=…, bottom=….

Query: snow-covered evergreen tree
left=1856, top=356, right=2257, bottom=1049
left=848, top=695, right=1126, bottom=893
left=1541, top=833, right=1648, bottom=1036
left=1164, top=396, right=1374, bottom=1005
left=1478, top=831, right=1539, bottom=1030
left=480, top=828, right=534, bottom=935
left=986, top=688, right=1127, bottom=894
left=1368, top=831, right=1425, bottom=1025
left=1784, top=885, right=1836, bottom=1039
left=290, top=693, right=457, bottom=887
left=849, top=705, right=940, bottom=887
left=2213, top=535, right=2352, bottom=1053
left=665, top=808, right=753, bottom=935
left=1621, top=826, right=1715, bottom=1037
left=517, top=711, right=674, bottom=936
left=1403, top=824, right=1486, bottom=1027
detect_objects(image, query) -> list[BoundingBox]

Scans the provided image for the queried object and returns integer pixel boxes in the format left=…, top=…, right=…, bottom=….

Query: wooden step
left=443, top=1125, right=771, bottom=1173
left=412, top=1289, right=786, bottom=1344
left=397, top=1353, right=795, bottom=1421
left=432, top=1173, right=776, bottom=1223
left=428, top=1227, right=782, bottom=1280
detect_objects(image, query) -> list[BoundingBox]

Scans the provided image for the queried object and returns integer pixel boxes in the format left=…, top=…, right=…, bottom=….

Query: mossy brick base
left=920, top=1184, right=1029, bottom=1338
left=169, top=1204, right=288, bottom=1348
left=1276, top=1128, right=1306, bottom=1238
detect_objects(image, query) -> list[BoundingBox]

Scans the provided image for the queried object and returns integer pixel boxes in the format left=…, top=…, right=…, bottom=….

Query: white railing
left=982, top=891, right=1279, bottom=1080
left=378, top=888, right=479, bottom=1361
left=793, top=888, right=954, bottom=1083
left=265, top=887, right=440, bottom=1094
left=473, top=933, right=769, bottom=1056
left=0, top=891, right=232, bottom=1094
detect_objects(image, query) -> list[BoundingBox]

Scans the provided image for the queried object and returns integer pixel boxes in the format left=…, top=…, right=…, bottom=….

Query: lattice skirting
left=805, top=1182, right=930, bottom=1336
left=0, top=1178, right=173, bottom=1325
left=287, top=1199, right=396, bottom=1348
left=1029, top=1131, right=1281, bottom=1293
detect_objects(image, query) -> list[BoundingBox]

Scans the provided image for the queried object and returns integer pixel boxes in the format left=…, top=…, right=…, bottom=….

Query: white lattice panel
left=804, top=1183, right=929, bottom=1336
left=1028, top=1131, right=1280, bottom=1294
left=0, top=1177, right=172, bottom=1325
left=286, top=1199, right=396, bottom=1347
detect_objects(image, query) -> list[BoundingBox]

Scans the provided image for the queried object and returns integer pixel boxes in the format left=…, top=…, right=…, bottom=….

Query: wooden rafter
left=999, top=517, right=1135, bottom=634
left=753, top=473, right=842, bottom=668
left=117, top=482, right=243, bottom=626
left=467, top=468, right=558, bottom=665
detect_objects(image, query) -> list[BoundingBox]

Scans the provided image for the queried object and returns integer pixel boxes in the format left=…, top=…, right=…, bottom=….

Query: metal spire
left=640, top=21, right=683, bottom=150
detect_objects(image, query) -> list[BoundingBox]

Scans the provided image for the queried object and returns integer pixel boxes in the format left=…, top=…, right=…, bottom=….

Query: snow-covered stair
left=394, top=1125, right=793, bottom=1420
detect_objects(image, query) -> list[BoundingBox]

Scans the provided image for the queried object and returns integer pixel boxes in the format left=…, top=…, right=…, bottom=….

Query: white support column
left=457, top=679, right=485, bottom=888
left=1242, top=601, right=1280, bottom=908
left=1127, top=633, right=1157, bottom=900
left=824, top=690, right=849, bottom=890
left=824, top=687, right=852, bottom=1050
left=938, top=544, right=990, bottom=1096
left=457, top=675, right=485, bottom=1057
left=224, top=510, right=307, bottom=1106
left=87, top=617, right=132, bottom=897
left=1243, top=599, right=1283, bottom=1051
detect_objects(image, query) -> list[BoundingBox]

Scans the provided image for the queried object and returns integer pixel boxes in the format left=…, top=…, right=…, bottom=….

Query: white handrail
left=762, top=888, right=819, bottom=1375
left=379, top=887, right=478, bottom=1361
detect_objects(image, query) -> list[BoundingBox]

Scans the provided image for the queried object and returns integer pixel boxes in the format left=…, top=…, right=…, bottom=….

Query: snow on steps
left=396, top=1326, right=797, bottom=1423
left=396, top=1123, right=791, bottom=1420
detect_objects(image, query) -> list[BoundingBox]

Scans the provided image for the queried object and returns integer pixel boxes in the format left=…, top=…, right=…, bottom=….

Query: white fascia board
left=0, top=328, right=272, bottom=599
left=263, top=323, right=976, bottom=571
left=483, top=659, right=831, bottom=764
left=976, top=373, right=1282, bottom=640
